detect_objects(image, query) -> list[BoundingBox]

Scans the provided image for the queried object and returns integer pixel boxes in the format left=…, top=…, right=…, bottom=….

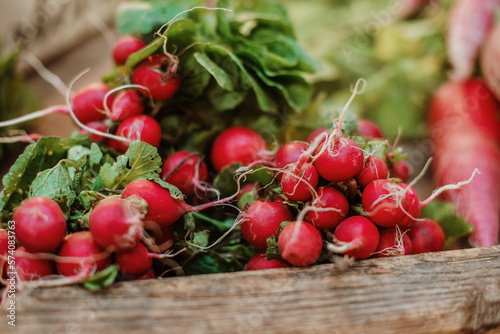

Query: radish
left=1, top=230, right=9, bottom=280
left=161, top=151, right=209, bottom=196
left=280, top=162, right=319, bottom=202
left=480, top=23, right=500, bottom=101
left=304, top=186, right=349, bottom=231
left=240, top=200, right=294, bottom=250
left=211, top=126, right=271, bottom=173
left=306, top=127, right=328, bottom=143
left=355, top=155, right=389, bottom=188
left=80, top=120, right=108, bottom=142
left=109, top=90, right=145, bottom=121
left=278, top=221, right=323, bottom=266
left=13, top=197, right=67, bottom=253
left=446, top=0, right=498, bottom=81
left=57, top=231, right=112, bottom=277
left=115, top=115, right=162, bottom=152
left=134, top=268, right=156, bottom=280
left=112, top=35, right=146, bottom=65
left=356, top=119, right=383, bottom=139
left=115, top=242, right=153, bottom=277
left=246, top=252, right=291, bottom=270
left=132, top=54, right=181, bottom=101
left=274, top=141, right=310, bottom=170
left=122, top=179, right=237, bottom=229
left=406, top=219, right=445, bottom=254
left=71, top=82, right=113, bottom=124
left=327, top=216, right=379, bottom=259
left=390, top=160, right=410, bottom=183
left=372, top=227, right=412, bottom=258
left=88, top=197, right=144, bottom=251
left=15, top=247, right=56, bottom=282
left=428, top=79, right=500, bottom=247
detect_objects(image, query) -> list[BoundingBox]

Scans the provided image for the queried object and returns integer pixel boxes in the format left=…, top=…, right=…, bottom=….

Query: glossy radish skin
left=396, top=184, right=421, bottom=230
left=406, top=219, right=445, bottom=254
left=116, top=115, right=162, bottom=152
left=480, top=23, right=500, bottom=101
left=428, top=79, right=500, bottom=247
left=161, top=151, right=208, bottom=196
left=246, top=252, right=291, bottom=270
left=278, top=221, right=323, bottom=266
left=15, top=247, right=56, bottom=281
left=372, top=227, right=412, bottom=258
left=362, top=179, right=409, bottom=227
left=57, top=232, right=112, bottom=276
left=241, top=200, right=294, bottom=250
left=80, top=120, right=108, bottom=142
left=305, top=186, right=349, bottom=231
left=306, top=127, right=328, bottom=143
left=132, top=54, right=180, bottom=101
left=391, top=160, right=411, bottom=183
left=210, top=126, right=270, bottom=173
left=71, top=82, right=113, bottom=124
left=122, top=179, right=190, bottom=228
left=88, top=198, right=144, bottom=251
left=332, top=216, right=380, bottom=259
left=447, top=0, right=498, bottom=81
left=13, top=197, right=67, bottom=253
left=275, top=142, right=310, bottom=169
left=355, top=155, right=389, bottom=188
left=113, top=35, right=146, bottom=65
left=357, top=119, right=383, bottom=139
left=0, top=230, right=7, bottom=279
left=109, top=90, right=144, bottom=121
left=280, top=163, right=319, bottom=202
left=314, top=138, right=364, bottom=182
left=115, top=242, right=152, bottom=277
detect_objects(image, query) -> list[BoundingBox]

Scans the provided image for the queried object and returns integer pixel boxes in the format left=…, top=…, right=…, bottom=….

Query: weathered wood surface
left=2, top=246, right=500, bottom=334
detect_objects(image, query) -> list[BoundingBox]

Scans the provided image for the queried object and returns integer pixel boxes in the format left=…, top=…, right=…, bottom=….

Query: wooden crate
left=2, top=245, right=500, bottom=333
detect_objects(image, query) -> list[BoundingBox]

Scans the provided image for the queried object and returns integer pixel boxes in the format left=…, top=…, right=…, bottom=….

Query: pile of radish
left=0, top=0, right=497, bottom=298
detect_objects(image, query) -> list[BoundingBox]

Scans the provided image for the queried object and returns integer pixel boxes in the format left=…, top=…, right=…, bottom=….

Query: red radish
left=115, top=115, right=162, bottom=152
left=362, top=179, right=410, bottom=227
left=115, top=242, right=152, bottom=277
left=109, top=90, right=144, bottom=121
left=112, top=35, right=146, bottom=65
left=80, top=120, right=108, bottom=142
left=390, top=160, right=411, bottom=183
left=355, top=155, right=389, bottom=188
left=246, top=252, right=291, bottom=270
left=356, top=119, right=383, bottom=139
left=280, top=162, right=319, bottom=202
left=428, top=79, right=500, bottom=247
left=71, top=82, right=113, bottom=124
left=304, top=186, right=349, bottom=231
left=15, top=247, right=56, bottom=281
left=210, top=126, right=271, bottom=173
left=88, top=197, right=144, bottom=251
left=396, top=184, right=422, bottom=229
left=446, top=0, right=498, bottom=81
left=406, top=219, right=445, bottom=254
left=134, top=268, right=156, bottom=280
left=132, top=54, right=181, bottom=101
left=480, top=23, right=500, bottom=101
left=328, top=216, right=379, bottom=259
left=237, top=182, right=261, bottom=202
left=275, top=141, right=310, bottom=169
left=314, top=138, right=364, bottom=182
left=161, top=151, right=209, bottom=196
left=372, top=227, right=412, bottom=258
left=13, top=197, right=67, bottom=253
left=306, top=127, right=328, bottom=143
left=122, top=179, right=235, bottom=229
left=278, top=221, right=323, bottom=266
left=0, top=230, right=9, bottom=279
left=57, top=231, right=112, bottom=277
left=240, top=200, right=294, bottom=250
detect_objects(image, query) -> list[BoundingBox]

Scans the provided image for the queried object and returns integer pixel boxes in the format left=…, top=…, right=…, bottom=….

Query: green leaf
left=182, top=250, right=245, bottom=275
left=149, top=178, right=184, bottom=200
left=420, top=200, right=474, bottom=245
left=29, top=160, right=78, bottom=217
left=124, top=37, right=163, bottom=71
left=265, top=235, right=281, bottom=260
left=81, top=264, right=119, bottom=291
left=194, top=52, right=235, bottom=91
left=192, top=231, right=210, bottom=247
left=99, top=141, right=162, bottom=190
left=213, top=162, right=276, bottom=197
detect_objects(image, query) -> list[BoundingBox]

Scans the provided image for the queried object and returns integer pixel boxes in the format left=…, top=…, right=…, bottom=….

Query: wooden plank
left=2, top=246, right=500, bottom=333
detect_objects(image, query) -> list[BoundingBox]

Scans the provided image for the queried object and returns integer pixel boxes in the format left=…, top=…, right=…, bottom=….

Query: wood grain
left=2, top=246, right=500, bottom=334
